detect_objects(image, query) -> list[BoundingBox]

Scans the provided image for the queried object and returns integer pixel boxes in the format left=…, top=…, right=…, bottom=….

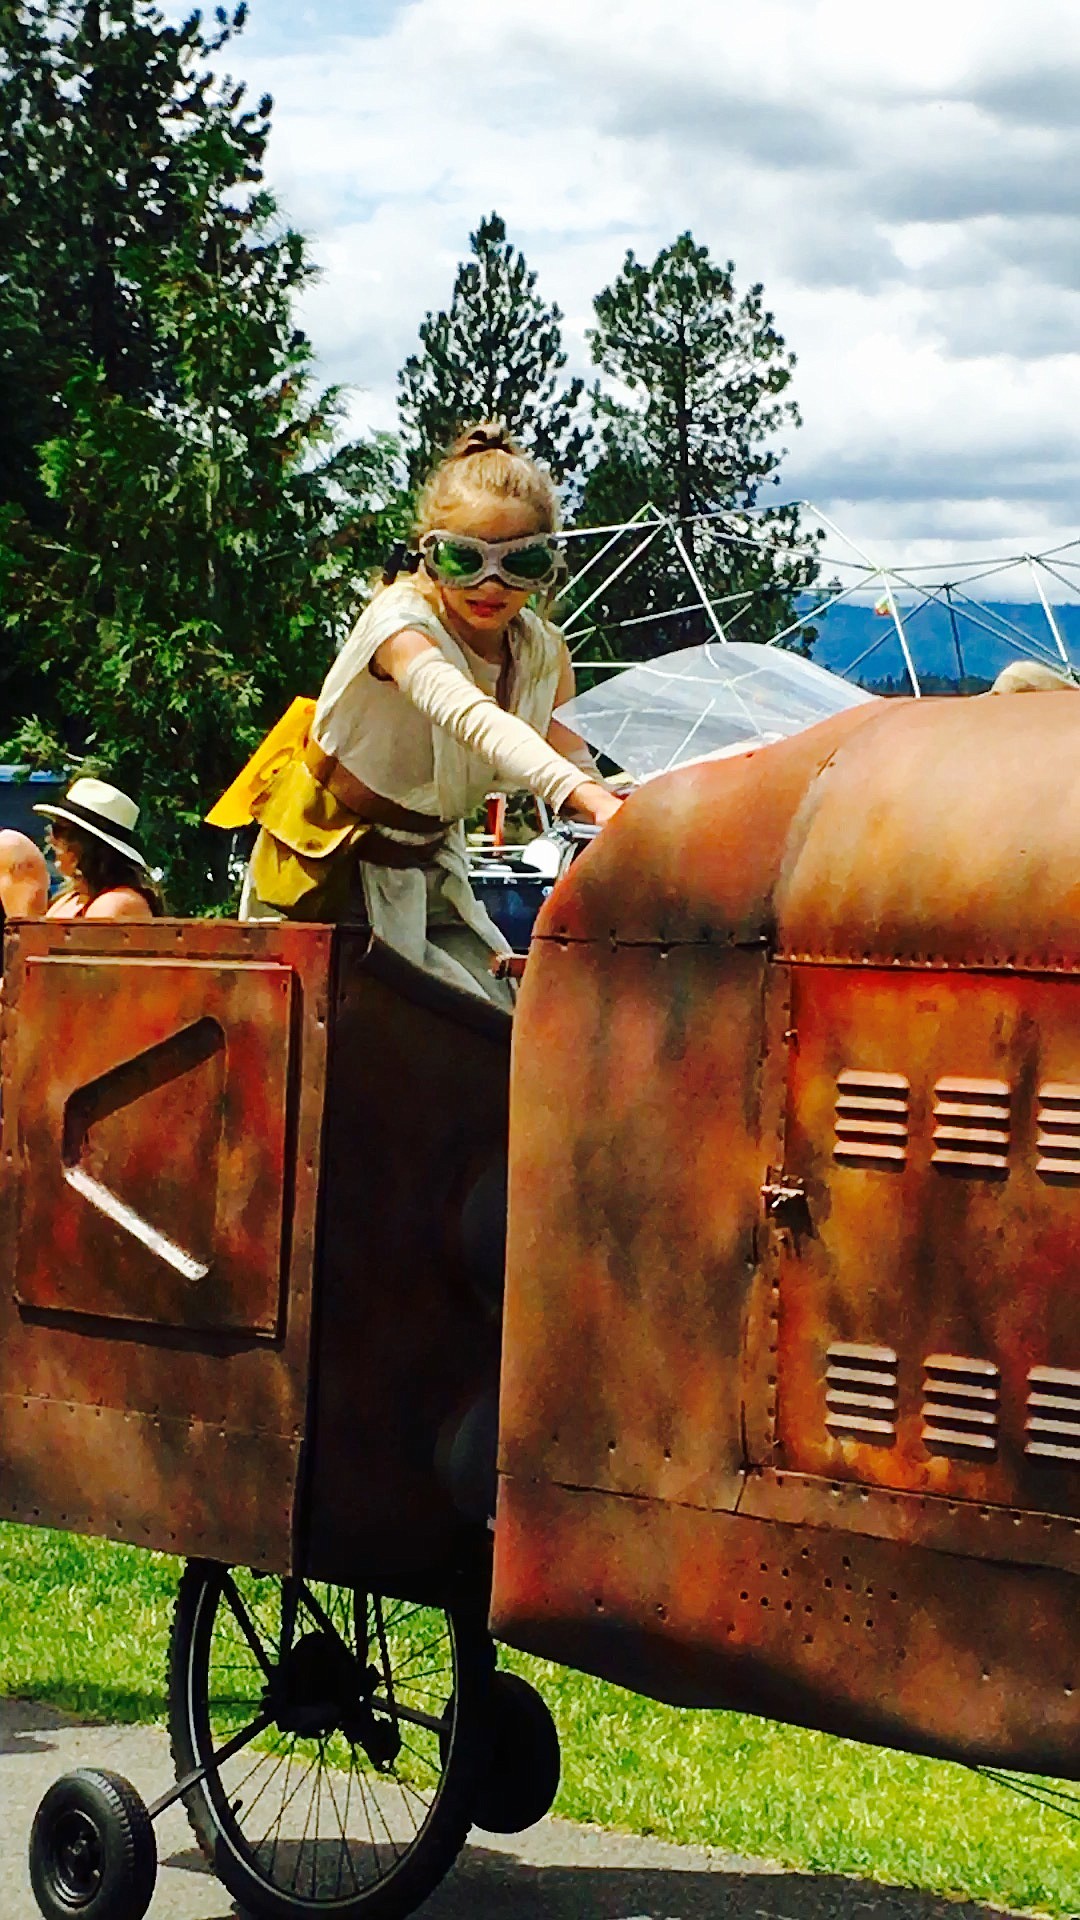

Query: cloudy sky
left=195, top=0, right=1080, bottom=575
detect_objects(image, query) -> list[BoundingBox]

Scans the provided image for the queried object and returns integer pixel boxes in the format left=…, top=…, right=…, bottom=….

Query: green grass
left=1, top=1525, right=1077, bottom=1915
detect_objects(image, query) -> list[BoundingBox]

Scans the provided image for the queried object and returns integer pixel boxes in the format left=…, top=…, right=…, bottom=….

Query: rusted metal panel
left=537, top=700, right=882, bottom=948
left=759, top=965, right=1080, bottom=1529
left=0, top=1400, right=297, bottom=1570
left=499, top=693, right=1080, bottom=1777
left=739, top=1470, right=1080, bottom=1576
left=302, top=935, right=510, bottom=1592
left=493, top=1475, right=1080, bottom=1777
left=775, top=690, right=1080, bottom=970
left=502, top=939, right=772, bottom=1516
left=0, top=918, right=331, bottom=1572
left=11, top=956, right=294, bottom=1332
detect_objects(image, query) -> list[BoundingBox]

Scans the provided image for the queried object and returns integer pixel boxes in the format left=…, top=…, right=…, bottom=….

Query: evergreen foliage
left=398, top=213, right=588, bottom=490
left=575, top=232, right=820, bottom=660
left=0, top=1, right=404, bottom=909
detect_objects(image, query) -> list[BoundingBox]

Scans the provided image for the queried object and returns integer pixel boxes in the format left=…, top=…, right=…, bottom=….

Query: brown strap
left=302, top=737, right=445, bottom=835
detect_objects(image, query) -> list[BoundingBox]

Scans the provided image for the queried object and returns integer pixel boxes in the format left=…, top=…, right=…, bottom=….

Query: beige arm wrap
left=397, top=650, right=588, bottom=814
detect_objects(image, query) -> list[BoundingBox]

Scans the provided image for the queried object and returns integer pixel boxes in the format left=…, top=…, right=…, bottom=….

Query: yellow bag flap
left=206, top=697, right=317, bottom=829
left=248, top=828, right=355, bottom=914
left=249, top=757, right=363, bottom=859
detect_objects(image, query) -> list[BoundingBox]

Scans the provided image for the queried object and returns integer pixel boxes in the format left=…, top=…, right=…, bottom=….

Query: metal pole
left=564, top=525, right=665, bottom=645
left=1026, top=554, right=1071, bottom=667
left=665, top=518, right=729, bottom=645
left=943, top=583, right=964, bottom=682
left=878, top=577, right=922, bottom=698
left=810, top=510, right=921, bottom=696
left=559, top=502, right=659, bottom=597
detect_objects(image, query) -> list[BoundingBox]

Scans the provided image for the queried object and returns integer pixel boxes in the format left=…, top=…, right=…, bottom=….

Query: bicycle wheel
left=168, top=1560, right=492, bottom=1920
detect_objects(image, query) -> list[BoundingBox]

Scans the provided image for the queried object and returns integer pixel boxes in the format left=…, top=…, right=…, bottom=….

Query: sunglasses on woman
left=419, top=529, right=563, bottom=590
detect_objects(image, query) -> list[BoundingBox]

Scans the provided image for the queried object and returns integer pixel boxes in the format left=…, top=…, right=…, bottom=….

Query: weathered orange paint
left=496, top=692, right=1080, bottom=1776
left=0, top=920, right=506, bottom=1591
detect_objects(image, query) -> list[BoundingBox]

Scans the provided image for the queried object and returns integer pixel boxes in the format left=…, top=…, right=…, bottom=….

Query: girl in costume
left=240, top=423, right=620, bottom=1003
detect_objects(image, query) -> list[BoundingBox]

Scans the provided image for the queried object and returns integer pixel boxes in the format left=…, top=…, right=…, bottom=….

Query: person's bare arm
left=373, top=629, right=622, bottom=826
left=0, top=830, right=49, bottom=917
left=547, top=646, right=600, bottom=768
left=83, top=888, right=153, bottom=922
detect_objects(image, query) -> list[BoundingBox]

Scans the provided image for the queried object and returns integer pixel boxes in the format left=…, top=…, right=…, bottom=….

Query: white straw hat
left=33, top=777, right=149, bottom=869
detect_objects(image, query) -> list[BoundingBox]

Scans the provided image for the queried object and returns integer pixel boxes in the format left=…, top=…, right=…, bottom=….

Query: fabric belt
left=302, top=738, right=445, bottom=836
left=301, top=738, right=447, bottom=869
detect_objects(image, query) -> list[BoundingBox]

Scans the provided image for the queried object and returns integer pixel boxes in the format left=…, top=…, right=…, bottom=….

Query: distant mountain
left=800, top=599, right=1080, bottom=689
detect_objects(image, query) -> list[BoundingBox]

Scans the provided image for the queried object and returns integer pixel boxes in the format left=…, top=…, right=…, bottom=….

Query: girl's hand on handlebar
left=565, top=781, right=624, bottom=827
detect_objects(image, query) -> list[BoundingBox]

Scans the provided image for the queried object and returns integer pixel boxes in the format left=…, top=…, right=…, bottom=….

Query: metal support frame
left=556, top=500, right=1080, bottom=700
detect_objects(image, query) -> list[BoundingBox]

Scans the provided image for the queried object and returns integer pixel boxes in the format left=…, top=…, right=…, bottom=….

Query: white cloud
left=192, top=0, right=1080, bottom=564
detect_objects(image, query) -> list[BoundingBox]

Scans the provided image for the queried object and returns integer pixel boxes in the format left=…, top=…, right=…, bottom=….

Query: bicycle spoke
left=296, top=1582, right=339, bottom=1639
left=231, top=1743, right=292, bottom=1828
left=219, top=1571, right=275, bottom=1681
left=399, top=1733, right=443, bottom=1780
left=290, top=1741, right=322, bottom=1896
left=366, top=1761, right=404, bottom=1862
left=324, top=1748, right=361, bottom=1899
left=351, top=1745, right=382, bottom=1885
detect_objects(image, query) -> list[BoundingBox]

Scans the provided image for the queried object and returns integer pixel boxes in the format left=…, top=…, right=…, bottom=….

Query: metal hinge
left=760, top=1178, right=810, bottom=1230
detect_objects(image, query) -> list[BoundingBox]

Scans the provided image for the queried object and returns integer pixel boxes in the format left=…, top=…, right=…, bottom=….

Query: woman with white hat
left=33, top=777, right=163, bottom=921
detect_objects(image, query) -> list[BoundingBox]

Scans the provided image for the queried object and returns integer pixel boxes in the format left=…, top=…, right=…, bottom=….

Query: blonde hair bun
left=451, top=420, right=519, bottom=460
left=416, top=419, right=560, bottom=538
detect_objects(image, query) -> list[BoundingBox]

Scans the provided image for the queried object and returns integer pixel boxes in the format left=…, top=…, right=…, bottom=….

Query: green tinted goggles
left=419, top=530, right=562, bottom=590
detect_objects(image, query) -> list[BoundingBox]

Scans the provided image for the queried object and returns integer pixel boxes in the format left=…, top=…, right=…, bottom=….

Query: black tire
left=167, top=1560, right=493, bottom=1920
left=28, top=1768, right=157, bottom=1920
left=473, top=1671, right=561, bottom=1835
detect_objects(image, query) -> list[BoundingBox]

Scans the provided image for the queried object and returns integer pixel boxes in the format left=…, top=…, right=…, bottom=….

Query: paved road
left=1, top=1696, right=1018, bottom=1920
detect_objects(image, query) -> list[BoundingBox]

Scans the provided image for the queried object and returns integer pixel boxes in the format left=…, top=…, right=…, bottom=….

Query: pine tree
left=398, top=212, right=588, bottom=489
left=0, top=1, right=406, bottom=908
left=577, top=233, right=819, bottom=660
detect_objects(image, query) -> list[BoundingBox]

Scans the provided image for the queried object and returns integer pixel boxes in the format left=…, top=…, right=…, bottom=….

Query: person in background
left=238, top=421, right=619, bottom=1003
left=0, top=832, right=49, bottom=930
left=990, top=660, right=1079, bottom=693
left=33, top=778, right=163, bottom=920
left=0, top=835, right=47, bottom=1020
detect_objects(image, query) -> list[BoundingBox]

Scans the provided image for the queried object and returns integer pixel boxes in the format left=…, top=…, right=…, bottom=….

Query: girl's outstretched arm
left=373, top=629, right=622, bottom=826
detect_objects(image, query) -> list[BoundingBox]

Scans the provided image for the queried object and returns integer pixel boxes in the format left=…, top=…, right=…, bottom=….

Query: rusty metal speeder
left=3, top=689, right=1078, bottom=1920
left=495, top=688, right=1080, bottom=1781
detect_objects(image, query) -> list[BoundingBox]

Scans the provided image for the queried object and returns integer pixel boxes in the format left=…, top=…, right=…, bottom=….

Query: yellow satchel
left=247, top=760, right=369, bottom=919
left=207, top=701, right=369, bottom=919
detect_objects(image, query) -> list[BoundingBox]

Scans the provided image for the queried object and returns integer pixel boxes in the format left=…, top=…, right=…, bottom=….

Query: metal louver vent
left=931, top=1077, right=1010, bottom=1173
left=1036, top=1084, right=1080, bottom=1179
left=834, top=1072, right=909, bottom=1167
left=922, top=1355, right=1000, bottom=1458
left=1026, top=1366, right=1080, bottom=1463
left=825, top=1343, right=899, bottom=1446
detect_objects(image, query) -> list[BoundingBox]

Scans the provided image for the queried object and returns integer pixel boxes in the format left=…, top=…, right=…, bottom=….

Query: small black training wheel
left=473, top=1671, right=561, bottom=1834
left=29, top=1768, right=157, bottom=1920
